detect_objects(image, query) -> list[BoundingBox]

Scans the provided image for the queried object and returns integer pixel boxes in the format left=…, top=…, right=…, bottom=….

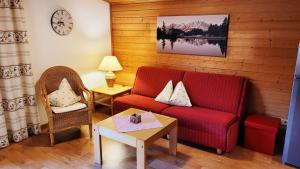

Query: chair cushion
left=132, top=66, right=184, bottom=98
left=51, top=102, right=87, bottom=113
left=183, top=71, right=244, bottom=113
left=161, top=106, right=237, bottom=131
left=113, top=94, right=169, bottom=113
left=48, top=78, right=81, bottom=107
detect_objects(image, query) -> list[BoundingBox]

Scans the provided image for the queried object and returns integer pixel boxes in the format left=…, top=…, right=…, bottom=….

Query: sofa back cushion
left=183, top=71, right=245, bottom=114
left=132, top=66, right=184, bottom=98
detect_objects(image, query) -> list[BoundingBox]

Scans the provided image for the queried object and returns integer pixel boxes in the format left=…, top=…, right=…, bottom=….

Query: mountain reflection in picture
left=157, top=15, right=229, bottom=57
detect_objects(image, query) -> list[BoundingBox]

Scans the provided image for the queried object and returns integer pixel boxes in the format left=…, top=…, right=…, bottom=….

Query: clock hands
left=51, top=9, right=73, bottom=35
left=57, top=21, right=65, bottom=27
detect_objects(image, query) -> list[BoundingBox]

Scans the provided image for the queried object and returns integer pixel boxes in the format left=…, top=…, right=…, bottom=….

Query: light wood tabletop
left=91, top=84, right=132, bottom=113
left=93, top=108, right=178, bottom=169
left=92, top=84, right=132, bottom=96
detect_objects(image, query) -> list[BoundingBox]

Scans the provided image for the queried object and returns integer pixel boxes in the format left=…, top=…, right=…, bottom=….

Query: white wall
left=24, top=0, right=111, bottom=124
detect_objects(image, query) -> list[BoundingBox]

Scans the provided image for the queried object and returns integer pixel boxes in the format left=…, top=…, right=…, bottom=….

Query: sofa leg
left=216, top=149, right=222, bottom=155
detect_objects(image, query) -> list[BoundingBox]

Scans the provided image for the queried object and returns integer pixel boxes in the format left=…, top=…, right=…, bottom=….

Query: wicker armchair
left=37, top=66, right=93, bottom=146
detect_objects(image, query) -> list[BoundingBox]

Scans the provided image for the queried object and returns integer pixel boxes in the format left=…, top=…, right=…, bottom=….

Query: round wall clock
left=51, top=9, right=73, bottom=36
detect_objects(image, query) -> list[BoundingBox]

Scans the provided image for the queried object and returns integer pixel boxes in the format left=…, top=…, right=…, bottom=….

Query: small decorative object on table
left=130, top=114, right=141, bottom=124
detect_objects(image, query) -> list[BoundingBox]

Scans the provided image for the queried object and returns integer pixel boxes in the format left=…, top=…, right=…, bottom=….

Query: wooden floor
left=0, top=108, right=295, bottom=169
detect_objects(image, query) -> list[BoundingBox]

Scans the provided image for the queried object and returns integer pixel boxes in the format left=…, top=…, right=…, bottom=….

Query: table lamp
left=98, top=55, right=123, bottom=88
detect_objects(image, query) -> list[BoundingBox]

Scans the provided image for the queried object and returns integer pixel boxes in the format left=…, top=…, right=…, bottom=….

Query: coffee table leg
left=169, top=126, right=177, bottom=156
left=137, top=140, right=146, bottom=169
left=93, top=125, right=103, bottom=165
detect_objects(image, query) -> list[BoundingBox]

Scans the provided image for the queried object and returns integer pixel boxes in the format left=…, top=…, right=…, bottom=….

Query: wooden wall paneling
left=111, top=0, right=300, bottom=119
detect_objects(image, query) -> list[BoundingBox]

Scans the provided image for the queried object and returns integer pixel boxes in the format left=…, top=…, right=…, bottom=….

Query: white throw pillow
left=168, top=81, right=192, bottom=107
left=48, top=78, right=81, bottom=107
left=155, top=80, right=173, bottom=104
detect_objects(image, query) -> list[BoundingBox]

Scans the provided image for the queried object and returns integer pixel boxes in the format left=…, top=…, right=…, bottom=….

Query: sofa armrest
left=237, top=79, right=250, bottom=119
left=226, top=120, right=240, bottom=152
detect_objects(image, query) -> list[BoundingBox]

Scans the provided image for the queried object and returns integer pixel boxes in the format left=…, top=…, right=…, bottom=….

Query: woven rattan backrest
left=39, top=66, right=84, bottom=97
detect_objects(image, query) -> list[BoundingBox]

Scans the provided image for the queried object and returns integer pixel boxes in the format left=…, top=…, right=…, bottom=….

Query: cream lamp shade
left=98, top=55, right=122, bottom=72
left=98, top=56, right=123, bottom=87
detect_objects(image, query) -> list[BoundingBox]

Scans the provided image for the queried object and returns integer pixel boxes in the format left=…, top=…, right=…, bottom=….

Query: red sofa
left=113, top=66, right=248, bottom=153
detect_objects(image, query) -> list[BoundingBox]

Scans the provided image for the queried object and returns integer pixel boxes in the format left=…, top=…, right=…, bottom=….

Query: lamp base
left=106, top=78, right=115, bottom=88
left=105, top=71, right=116, bottom=88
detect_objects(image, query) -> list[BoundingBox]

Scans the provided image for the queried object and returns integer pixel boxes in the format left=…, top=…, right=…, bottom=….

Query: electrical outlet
left=281, top=118, right=288, bottom=126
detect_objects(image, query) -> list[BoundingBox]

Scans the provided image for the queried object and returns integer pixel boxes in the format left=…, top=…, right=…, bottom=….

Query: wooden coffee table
left=93, top=108, right=178, bottom=169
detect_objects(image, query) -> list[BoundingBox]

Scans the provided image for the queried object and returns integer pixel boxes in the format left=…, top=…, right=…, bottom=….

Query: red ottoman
left=244, top=114, right=281, bottom=155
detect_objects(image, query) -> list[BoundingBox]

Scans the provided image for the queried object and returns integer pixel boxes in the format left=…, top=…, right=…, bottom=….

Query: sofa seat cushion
left=162, top=106, right=237, bottom=149
left=162, top=106, right=237, bottom=130
left=113, top=94, right=169, bottom=114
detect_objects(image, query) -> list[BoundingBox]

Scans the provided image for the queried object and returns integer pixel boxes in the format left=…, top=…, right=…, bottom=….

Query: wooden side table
left=91, top=84, right=132, bottom=114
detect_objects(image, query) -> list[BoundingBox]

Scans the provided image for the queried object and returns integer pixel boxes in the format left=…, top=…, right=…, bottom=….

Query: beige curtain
left=0, top=0, right=40, bottom=148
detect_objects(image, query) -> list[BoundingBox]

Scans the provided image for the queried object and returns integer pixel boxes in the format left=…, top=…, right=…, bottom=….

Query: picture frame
left=157, top=14, right=229, bottom=57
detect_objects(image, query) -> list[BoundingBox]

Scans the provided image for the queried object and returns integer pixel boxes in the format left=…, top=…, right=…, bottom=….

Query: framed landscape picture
left=157, top=14, right=229, bottom=57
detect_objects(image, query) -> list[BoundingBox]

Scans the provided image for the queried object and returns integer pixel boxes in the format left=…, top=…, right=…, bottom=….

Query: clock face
left=51, top=9, right=73, bottom=36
